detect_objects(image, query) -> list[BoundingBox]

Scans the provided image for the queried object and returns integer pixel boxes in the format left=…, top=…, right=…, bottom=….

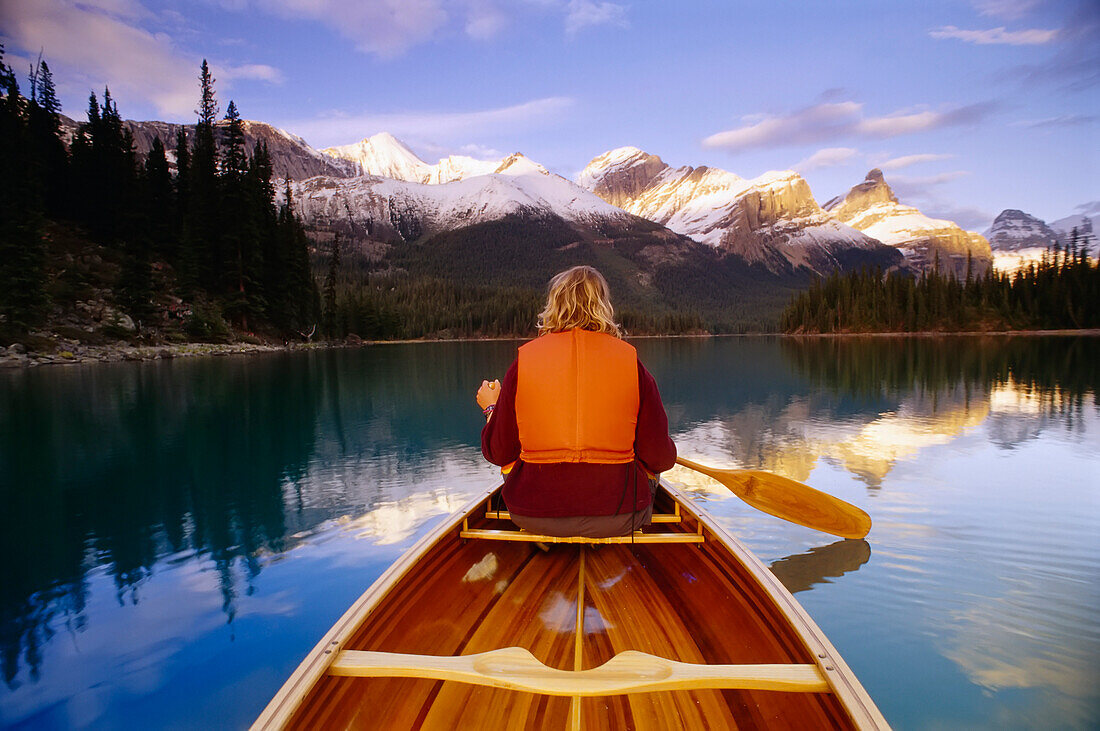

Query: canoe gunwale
left=660, top=480, right=890, bottom=729
left=249, top=482, right=501, bottom=730
left=252, top=479, right=890, bottom=730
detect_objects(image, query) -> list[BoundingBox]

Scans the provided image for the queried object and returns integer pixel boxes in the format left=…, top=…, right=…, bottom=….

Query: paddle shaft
left=675, top=457, right=871, bottom=540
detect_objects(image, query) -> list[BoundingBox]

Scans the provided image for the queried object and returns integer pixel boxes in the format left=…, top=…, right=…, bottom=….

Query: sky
left=2, top=0, right=1097, bottom=230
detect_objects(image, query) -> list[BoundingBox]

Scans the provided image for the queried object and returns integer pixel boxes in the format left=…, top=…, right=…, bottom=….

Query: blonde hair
left=536, top=266, right=622, bottom=337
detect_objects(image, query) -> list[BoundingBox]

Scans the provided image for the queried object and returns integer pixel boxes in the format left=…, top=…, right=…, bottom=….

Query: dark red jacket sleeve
left=482, top=360, right=521, bottom=466
left=635, top=361, right=677, bottom=474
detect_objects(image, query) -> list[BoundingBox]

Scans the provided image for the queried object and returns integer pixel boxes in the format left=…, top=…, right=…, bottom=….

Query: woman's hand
left=477, top=379, right=501, bottom=411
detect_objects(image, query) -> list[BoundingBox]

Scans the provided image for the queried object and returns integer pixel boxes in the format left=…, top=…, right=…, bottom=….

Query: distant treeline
left=0, top=47, right=318, bottom=341
left=780, top=244, right=1099, bottom=333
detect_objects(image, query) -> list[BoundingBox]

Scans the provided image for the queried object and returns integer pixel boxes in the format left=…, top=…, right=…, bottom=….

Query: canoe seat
left=328, top=647, right=829, bottom=695
left=459, top=528, right=704, bottom=544
left=485, top=509, right=682, bottom=524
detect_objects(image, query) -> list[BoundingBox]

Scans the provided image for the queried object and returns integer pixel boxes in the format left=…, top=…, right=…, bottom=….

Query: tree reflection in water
left=0, top=341, right=519, bottom=690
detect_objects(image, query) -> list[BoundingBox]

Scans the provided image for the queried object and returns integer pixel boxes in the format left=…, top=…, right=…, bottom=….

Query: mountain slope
left=59, top=114, right=360, bottom=180
left=825, top=169, right=992, bottom=277
left=984, top=209, right=1060, bottom=251
left=577, top=147, right=902, bottom=276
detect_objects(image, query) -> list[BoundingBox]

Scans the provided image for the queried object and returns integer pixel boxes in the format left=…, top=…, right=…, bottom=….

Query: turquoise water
left=1, top=337, right=1098, bottom=729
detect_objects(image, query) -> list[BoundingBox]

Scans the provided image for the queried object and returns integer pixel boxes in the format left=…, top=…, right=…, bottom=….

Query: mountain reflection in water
left=1, top=335, right=1097, bottom=729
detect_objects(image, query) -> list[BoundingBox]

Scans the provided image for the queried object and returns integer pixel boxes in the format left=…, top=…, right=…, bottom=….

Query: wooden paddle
left=675, top=457, right=872, bottom=539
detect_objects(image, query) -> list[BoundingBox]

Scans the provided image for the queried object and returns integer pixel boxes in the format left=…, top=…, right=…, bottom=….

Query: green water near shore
left=1, top=336, right=1098, bottom=729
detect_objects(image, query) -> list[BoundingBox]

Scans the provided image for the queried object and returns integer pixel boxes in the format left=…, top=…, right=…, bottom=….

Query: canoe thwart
left=459, top=528, right=704, bottom=544
left=485, top=510, right=681, bottom=524
left=328, top=647, right=829, bottom=696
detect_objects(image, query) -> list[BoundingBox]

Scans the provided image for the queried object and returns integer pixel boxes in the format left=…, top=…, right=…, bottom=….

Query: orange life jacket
left=515, top=329, right=639, bottom=464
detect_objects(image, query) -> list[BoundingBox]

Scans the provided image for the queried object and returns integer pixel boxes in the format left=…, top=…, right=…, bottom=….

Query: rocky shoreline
left=0, top=338, right=353, bottom=369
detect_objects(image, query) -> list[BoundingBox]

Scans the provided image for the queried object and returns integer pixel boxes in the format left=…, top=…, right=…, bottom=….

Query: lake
left=1, top=336, right=1098, bottom=729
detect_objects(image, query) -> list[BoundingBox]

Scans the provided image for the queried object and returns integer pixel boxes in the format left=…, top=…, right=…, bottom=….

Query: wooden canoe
left=253, top=479, right=890, bottom=729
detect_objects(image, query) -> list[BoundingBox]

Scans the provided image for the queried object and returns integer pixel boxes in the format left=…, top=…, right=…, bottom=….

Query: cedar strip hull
left=258, top=483, right=887, bottom=730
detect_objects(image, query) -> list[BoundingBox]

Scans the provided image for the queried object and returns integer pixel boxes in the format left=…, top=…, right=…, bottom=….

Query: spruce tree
left=0, top=46, right=48, bottom=334
left=188, top=60, right=221, bottom=293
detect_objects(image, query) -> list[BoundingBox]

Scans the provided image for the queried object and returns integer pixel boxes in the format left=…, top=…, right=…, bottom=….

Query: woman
left=476, top=266, right=676, bottom=538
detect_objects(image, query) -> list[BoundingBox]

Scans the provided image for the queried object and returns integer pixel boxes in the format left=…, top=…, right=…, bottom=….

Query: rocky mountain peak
left=827, top=169, right=992, bottom=276
left=824, top=168, right=898, bottom=217
left=493, top=152, right=549, bottom=176
left=577, top=147, right=670, bottom=209
left=984, top=209, right=1059, bottom=252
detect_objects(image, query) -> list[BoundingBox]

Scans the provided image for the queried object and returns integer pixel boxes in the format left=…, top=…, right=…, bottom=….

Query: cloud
left=702, top=100, right=997, bottom=151
left=922, top=204, right=996, bottom=232
left=0, top=0, right=282, bottom=117
left=252, top=0, right=449, bottom=58
left=1014, top=1, right=1100, bottom=90
left=464, top=0, right=507, bottom=39
left=1074, top=201, right=1100, bottom=216
left=220, top=63, right=284, bottom=84
left=564, top=0, right=628, bottom=35
left=974, top=0, right=1041, bottom=20
left=879, top=153, right=955, bottom=171
left=283, top=96, right=575, bottom=148
left=1012, top=114, right=1098, bottom=128
left=930, top=25, right=1058, bottom=45
left=793, top=147, right=858, bottom=172
left=885, top=171, right=990, bottom=229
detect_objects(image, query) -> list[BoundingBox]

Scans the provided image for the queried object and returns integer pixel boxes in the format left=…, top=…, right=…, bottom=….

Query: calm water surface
left=1, top=337, right=1098, bottom=729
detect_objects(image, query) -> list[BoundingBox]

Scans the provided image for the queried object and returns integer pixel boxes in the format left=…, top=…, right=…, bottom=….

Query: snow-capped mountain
left=1050, top=213, right=1096, bottom=245
left=322, top=132, right=533, bottom=184
left=825, top=169, right=992, bottom=277
left=984, top=209, right=1060, bottom=251
left=982, top=209, right=1099, bottom=271
left=577, top=147, right=902, bottom=275
left=291, top=161, right=635, bottom=242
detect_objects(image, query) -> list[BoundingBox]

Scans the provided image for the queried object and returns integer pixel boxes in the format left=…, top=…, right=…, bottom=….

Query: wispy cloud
left=283, top=96, right=575, bottom=149
left=0, top=0, right=282, bottom=117
left=1015, top=1, right=1100, bottom=90
left=930, top=25, right=1058, bottom=45
left=974, top=0, right=1041, bottom=20
left=886, top=170, right=991, bottom=229
left=1012, top=114, right=1098, bottom=128
left=1074, top=201, right=1100, bottom=216
left=793, top=147, right=858, bottom=172
left=246, top=0, right=448, bottom=58
left=464, top=0, right=507, bottom=40
left=878, top=153, right=955, bottom=171
left=565, top=0, right=628, bottom=35
left=702, top=101, right=997, bottom=151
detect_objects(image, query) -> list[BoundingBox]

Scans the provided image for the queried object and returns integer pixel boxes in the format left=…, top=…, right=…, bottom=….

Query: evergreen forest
left=780, top=243, right=1099, bottom=333
left=0, top=49, right=318, bottom=347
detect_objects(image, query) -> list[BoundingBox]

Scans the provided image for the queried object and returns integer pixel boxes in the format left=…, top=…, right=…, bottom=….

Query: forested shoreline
left=3, top=46, right=1098, bottom=363
left=0, top=48, right=321, bottom=352
left=780, top=246, right=1099, bottom=334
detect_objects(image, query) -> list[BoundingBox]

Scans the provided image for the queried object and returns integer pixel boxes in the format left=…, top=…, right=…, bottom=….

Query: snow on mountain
left=825, top=169, right=992, bottom=277
left=1050, top=213, right=1097, bottom=246
left=983, top=209, right=1060, bottom=251
left=985, top=210, right=1099, bottom=271
left=322, top=132, right=528, bottom=184
left=290, top=166, right=632, bottom=244
left=578, top=147, right=901, bottom=275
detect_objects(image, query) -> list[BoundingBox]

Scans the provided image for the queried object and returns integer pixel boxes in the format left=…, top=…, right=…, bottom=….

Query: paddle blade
left=675, top=458, right=872, bottom=540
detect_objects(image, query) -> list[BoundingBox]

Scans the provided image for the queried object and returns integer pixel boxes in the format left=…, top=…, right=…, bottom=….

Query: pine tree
left=188, top=60, right=221, bottom=292
left=0, top=45, right=48, bottom=333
